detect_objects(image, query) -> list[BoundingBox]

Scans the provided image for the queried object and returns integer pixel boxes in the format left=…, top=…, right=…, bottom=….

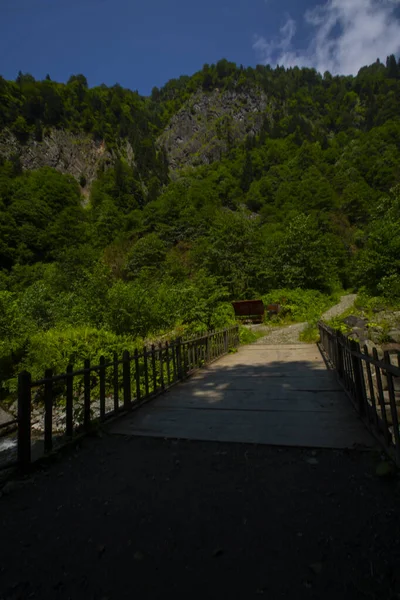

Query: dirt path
left=253, top=294, right=357, bottom=345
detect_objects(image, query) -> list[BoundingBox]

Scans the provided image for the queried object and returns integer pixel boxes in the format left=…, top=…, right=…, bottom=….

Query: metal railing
left=13, top=326, right=239, bottom=470
left=318, top=321, right=400, bottom=464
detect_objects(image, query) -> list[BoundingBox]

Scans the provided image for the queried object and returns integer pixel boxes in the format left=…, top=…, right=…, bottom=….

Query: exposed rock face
left=159, top=87, right=271, bottom=169
left=338, top=310, right=400, bottom=348
left=388, top=329, right=400, bottom=343
left=343, top=316, right=368, bottom=329
left=0, top=129, right=135, bottom=190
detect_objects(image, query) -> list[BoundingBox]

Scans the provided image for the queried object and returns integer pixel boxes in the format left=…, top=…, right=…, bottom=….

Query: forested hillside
left=1, top=57, right=400, bottom=392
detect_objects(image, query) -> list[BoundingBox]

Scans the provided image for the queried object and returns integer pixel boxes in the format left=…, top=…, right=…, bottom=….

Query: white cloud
left=253, top=0, right=400, bottom=75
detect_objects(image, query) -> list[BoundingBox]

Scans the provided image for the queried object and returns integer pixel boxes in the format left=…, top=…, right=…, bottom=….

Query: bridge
left=111, top=343, right=373, bottom=449
left=1, top=324, right=400, bottom=598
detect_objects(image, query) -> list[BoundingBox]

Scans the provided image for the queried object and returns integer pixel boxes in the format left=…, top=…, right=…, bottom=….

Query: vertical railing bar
left=113, top=352, right=119, bottom=413
left=144, top=346, right=150, bottom=397
left=134, top=349, right=141, bottom=403
left=151, top=344, right=157, bottom=393
left=159, top=343, right=165, bottom=391
left=357, top=344, right=369, bottom=419
left=373, top=348, right=390, bottom=446
left=66, top=364, right=73, bottom=437
left=99, top=355, right=106, bottom=420
left=123, top=350, right=131, bottom=410
left=165, top=341, right=171, bottom=386
left=384, top=350, right=400, bottom=464
left=171, top=340, right=177, bottom=382
left=177, top=338, right=183, bottom=379
left=44, top=368, right=53, bottom=453
left=363, top=345, right=378, bottom=427
left=182, top=341, right=187, bottom=376
left=84, top=359, right=91, bottom=431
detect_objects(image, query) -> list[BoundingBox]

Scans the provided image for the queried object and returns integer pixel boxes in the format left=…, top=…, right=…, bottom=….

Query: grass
left=299, top=322, right=320, bottom=344
left=239, top=326, right=268, bottom=345
left=262, top=289, right=341, bottom=326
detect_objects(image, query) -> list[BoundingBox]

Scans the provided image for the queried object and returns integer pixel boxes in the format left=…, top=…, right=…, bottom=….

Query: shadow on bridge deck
left=1, top=347, right=398, bottom=600
left=110, top=344, right=374, bottom=450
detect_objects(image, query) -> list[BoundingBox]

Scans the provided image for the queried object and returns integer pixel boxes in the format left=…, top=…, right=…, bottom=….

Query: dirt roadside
left=253, top=294, right=357, bottom=345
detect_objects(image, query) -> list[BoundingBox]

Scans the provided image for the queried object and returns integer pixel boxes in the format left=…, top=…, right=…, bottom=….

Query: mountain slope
left=1, top=58, right=400, bottom=394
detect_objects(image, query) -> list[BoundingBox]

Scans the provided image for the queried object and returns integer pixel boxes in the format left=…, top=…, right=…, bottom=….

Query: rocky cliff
left=159, top=87, right=271, bottom=169
left=0, top=87, right=273, bottom=178
left=0, top=129, right=135, bottom=191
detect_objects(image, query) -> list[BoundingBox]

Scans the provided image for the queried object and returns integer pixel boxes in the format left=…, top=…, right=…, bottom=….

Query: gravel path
left=253, top=294, right=357, bottom=345
left=322, top=294, right=357, bottom=320
left=0, top=436, right=399, bottom=599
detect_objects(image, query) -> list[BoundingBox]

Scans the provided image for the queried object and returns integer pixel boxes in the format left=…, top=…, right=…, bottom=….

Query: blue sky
left=1, top=0, right=400, bottom=94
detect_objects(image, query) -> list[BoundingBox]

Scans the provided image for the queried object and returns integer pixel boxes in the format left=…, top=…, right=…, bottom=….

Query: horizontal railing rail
left=13, top=326, right=239, bottom=470
left=318, top=321, right=400, bottom=465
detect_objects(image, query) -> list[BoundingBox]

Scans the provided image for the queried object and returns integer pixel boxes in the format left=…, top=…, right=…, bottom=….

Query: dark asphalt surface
left=1, top=434, right=400, bottom=599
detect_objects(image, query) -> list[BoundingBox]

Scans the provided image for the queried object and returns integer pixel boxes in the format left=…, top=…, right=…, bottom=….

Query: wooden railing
left=14, top=326, right=239, bottom=470
left=318, top=321, right=400, bottom=464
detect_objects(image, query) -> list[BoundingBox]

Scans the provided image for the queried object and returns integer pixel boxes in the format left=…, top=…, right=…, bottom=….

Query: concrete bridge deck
left=111, top=344, right=374, bottom=449
left=3, top=342, right=397, bottom=600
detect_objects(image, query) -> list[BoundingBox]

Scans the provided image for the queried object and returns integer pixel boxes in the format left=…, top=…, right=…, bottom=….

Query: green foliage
left=354, top=292, right=400, bottom=315
left=353, top=185, right=400, bottom=295
left=262, top=215, right=343, bottom=293
left=1, top=60, right=400, bottom=385
left=124, top=233, right=167, bottom=279
left=262, top=289, right=338, bottom=323
left=6, top=327, right=142, bottom=392
left=299, top=322, right=320, bottom=343
left=238, top=326, right=267, bottom=345
left=0, top=291, right=33, bottom=357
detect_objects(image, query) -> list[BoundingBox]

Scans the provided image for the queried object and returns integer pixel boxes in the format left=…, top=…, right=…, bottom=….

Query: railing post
left=182, top=340, right=188, bottom=375
left=84, top=358, right=91, bottom=431
left=18, top=370, right=31, bottom=470
left=384, top=351, right=400, bottom=463
left=337, top=335, right=344, bottom=379
left=159, top=343, right=165, bottom=391
left=44, top=368, right=53, bottom=453
left=373, top=347, right=390, bottom=445
left=176, top=337, right=183, bottom=379
left=134, top=349, right=141, bottom=402
left=113, top=352, right=119, bottom=413
left=165, top=341, right=171, bottom=386
left=123, top=350, right=131, bottom=410
left=350, top=340, right=366, bottom=416
left=66, top=364, right=73, bottom=437
left=205, top=336, right=210, bottom=364
left=99, top=356, right=106, bottom=420
left=224, top=329, right=228, bottom=353
left=143, top=346, right=149, bottom=396
left=363, top=345, right=378, bottom=427
left=151, top=344, right=157, bottom=393
left=171, top=340, right=177, bottom=382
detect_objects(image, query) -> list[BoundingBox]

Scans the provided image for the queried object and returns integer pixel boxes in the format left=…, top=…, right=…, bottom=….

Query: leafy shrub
left=377, top=274, right=400, bottom=301
left=299, top=322, right=320, bottom=343
left=355, top=292, right=400, bottom=315
left=262, top=289, right=339, bottom=323
left=239, top=326, right=266, bottom=345
left=209, top=302, right=236, bottom=330
left=6, top=326, right=142, bottom=393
